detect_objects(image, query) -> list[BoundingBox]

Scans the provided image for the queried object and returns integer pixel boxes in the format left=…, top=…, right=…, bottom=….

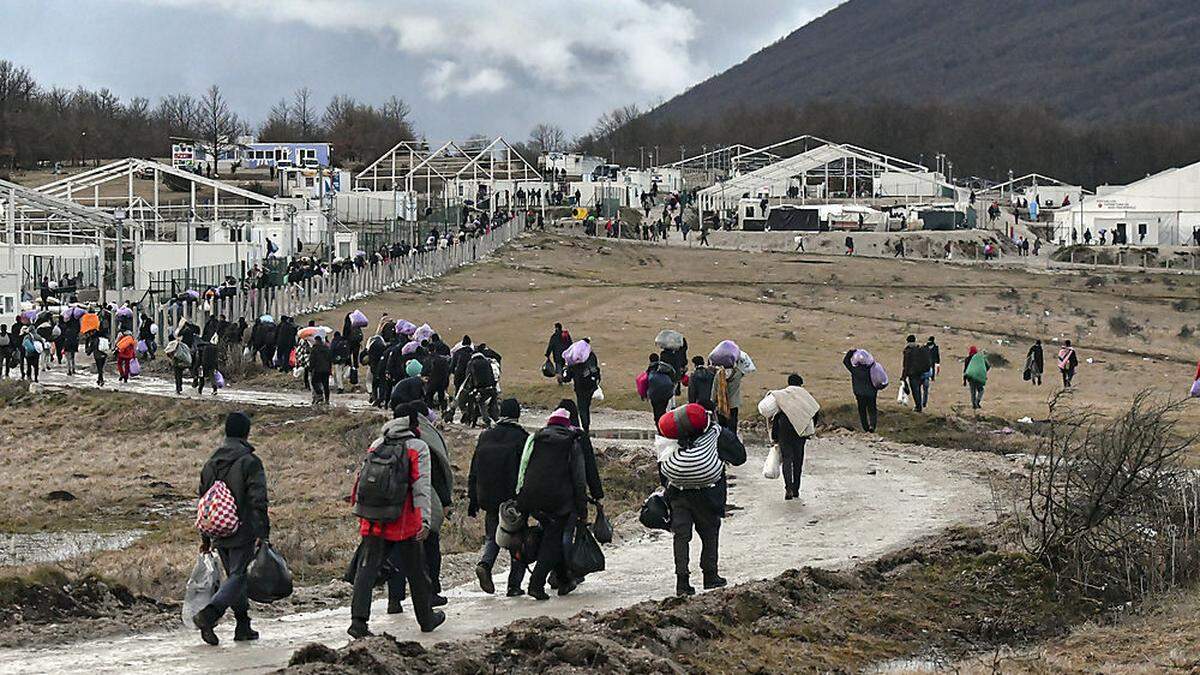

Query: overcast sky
left=3, top=0, right=841, bottom=142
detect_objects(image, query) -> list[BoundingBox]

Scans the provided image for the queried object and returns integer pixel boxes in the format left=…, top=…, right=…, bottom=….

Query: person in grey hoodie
left=192, top=412, right=269, bottom=646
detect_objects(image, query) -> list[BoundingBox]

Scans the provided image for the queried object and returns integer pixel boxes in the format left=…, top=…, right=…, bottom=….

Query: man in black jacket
left=468, top=398, right=529, bottom=596
left=309, top=335, right=333, bottom=405
left=193, top=412, right=269, bottom=646
left=843, top=350, right=879, bottom=432
left=516, top=408, right=589, bottom=601
left=901, top=335, right=931, bottom=412
left=563, top=340, right=600, bottom=432
left=687, top=356, right=715, bottom=407
left=544, top=323, right=569, bottom=382
left=275, top=316, right=297, bottom=372
left=363, top=333, right=389, bottom=406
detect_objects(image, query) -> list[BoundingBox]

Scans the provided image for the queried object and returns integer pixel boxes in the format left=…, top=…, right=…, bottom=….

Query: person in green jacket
left=963, top=345, right=990, bottom=410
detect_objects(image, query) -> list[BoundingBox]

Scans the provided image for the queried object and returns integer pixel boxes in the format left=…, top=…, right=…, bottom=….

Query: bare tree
left=260, top=98, right=296, bottom=141
left=291, top=87, right=319, bottom=141
left=154, top=93, right=198, bottom=138
left=196, top=85, right=241, bottom=174
left=528, top=122, right=566, bottom=154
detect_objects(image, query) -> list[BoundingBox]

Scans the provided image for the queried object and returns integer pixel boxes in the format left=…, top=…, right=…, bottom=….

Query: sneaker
left=703, top=573, right=727, bottom=590
left=347, top=620, right=372, bottom=639
left=430, top=594, right=448, bottom=607
left=475, top=563, right=495, bottom=594
left=556, top=577, right=578, bottom=597
left=420, top=610, right=446, bottom=633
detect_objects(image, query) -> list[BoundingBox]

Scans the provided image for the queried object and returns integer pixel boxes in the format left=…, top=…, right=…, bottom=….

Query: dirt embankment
left=283, top=526, right=1096, bottom=674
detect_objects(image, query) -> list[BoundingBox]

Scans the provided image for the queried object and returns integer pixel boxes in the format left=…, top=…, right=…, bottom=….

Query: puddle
left=0, top=530, right=146, bottom=566
left=865, top=657, right=945, bottom=673
left=591, top=428, right=657, bottom=440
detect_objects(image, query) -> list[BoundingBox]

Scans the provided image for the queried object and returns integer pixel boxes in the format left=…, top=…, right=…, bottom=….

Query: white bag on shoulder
left=763, top=444, right=782, bottom=480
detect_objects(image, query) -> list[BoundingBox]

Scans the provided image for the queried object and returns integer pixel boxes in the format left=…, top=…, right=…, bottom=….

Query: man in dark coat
left=563, top=340, right=600, bottom=432
left=516, top=408, right=589, bottom=601
left=544, top=323, right=570, bottom=381
left=644, top=353, right=677, bottom=424
left=687, top=356, right=715, bottom=407
left=193, top=412, right=269, bottom=646
left=468, top=398, right=529, bottom=595
left=275, top=317, right=297, bottom=372
left=309, top=335, right=333, bottom=405
left=843, top=350, right=879, bottom=432
left=901, top=335, right=931, bottom=412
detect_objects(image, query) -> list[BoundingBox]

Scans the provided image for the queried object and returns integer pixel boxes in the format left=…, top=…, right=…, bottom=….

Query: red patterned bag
left=196, top=479, right=240, bottom=538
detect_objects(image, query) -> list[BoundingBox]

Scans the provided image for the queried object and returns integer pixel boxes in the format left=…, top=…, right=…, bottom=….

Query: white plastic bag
left=592, top=386, right=605, bottom=401
left=182, top=552, right=223, bottom=627
left=242, top=346, right=251, bottom=358
left=757, top=392, right=780, bottom=419
left=897, top=380, right=910, bottom=406
left=735, top=351, right=757, bottom=375
left=763, top=444, right=782, bottom=479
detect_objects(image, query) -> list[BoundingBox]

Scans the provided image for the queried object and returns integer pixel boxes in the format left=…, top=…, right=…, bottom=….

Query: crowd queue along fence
left=142, top=214, right=527, bottom=341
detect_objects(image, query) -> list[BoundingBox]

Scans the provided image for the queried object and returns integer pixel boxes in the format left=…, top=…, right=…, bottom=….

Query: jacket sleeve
left=717, top=427, right=747, bottom=467
left=410, top=443, right=433, bottom=529
left=569, top=440, right=590, bottom=517
left=580, top=434, right=604, bottom=500
left=843, top=350, right=854, bottom=373
left=243, top=456, right=271, bottom=540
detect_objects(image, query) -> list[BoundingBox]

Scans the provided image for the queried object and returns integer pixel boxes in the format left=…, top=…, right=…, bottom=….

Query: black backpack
left=352, top=440, right=411, bottom=522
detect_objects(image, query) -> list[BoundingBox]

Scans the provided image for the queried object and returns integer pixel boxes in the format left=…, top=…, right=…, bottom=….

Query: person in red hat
left=657, top=403, right=746, bottom=596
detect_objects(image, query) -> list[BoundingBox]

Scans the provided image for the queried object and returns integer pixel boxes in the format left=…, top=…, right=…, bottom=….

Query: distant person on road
left=642, top=353, right=677, bottom=425
left=845, top=235, right=855, bottom=255
left=759, top=374, right=820, bottom=501
left=843, top=349, right=879, bottom=432
left=1024, top=340, right=1044, bottom=386
left=192, top=412, right=269, bottom=646
left=1058, top=340, right=1079, bottom=388
left=115, top=331, right=136, bottom=383
left=894, top=239, right=906, bottom=258
left=658, top=403, right=746, bottom=596
left=85, top=330, right=107, bottom=386
left=563, top=338, right=600, bottom=432
left=794, top=234, right=805, bottom=252
left=309, top=335, right=333, bottom=405
left=544, top=322, right=571, bottom=383
left=963, top=346, right=990, bottom=410
left=467, top=398, right=529, bottom=596
left=347, top=403, right=445, bottom=638
left=901, top=335, right=931, bottom=412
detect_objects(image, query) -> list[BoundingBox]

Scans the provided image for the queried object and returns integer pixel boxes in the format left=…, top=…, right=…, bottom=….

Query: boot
left=676, top=574, right=695, bottom=597
left=506, top=586, right=526, bottom=597
left=387, top=599, right=404, bottom=615
left=527, top=584, right=550, bottom=601
left=347, top=619, right=372, bottom=639
left=556, top=576, right=578, bottom=597
left=420, top=610, right=446, bottom=633
left=191, top=606, right=220, bottom=646
left=703, top=572, right=727, bottom=590
left=233, top=618, right=259, bottom=641
left=476, top=562, right=495, bottom=594
left=430, top=594, right=448, bottom=607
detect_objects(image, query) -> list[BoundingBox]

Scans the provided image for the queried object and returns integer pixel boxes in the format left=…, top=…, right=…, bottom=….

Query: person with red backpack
left=347, top=402, right=446, bottom=638
left=192, top=412, right=270, bottom=646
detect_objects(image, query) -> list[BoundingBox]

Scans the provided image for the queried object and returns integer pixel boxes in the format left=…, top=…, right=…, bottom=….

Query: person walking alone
left=563, top=339, right=601, bottom=432
left=467, top=398, right=529, bottom=596
left=544, top=323, right=571, bottom=383
left=963, top=346, right=990, bottom=410
left=843, top=350, right=880, bottom=432
left=758, top=374, right=820, bottom=501
left=192, top=412, right=269, bottom=646
left=1058, top=340, right=1079, bottom=388
left=1024, top=339, right=1044, bottom=386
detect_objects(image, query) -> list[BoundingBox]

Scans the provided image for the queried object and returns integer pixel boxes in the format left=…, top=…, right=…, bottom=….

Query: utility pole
left=114, top=208, right=126, bottom=317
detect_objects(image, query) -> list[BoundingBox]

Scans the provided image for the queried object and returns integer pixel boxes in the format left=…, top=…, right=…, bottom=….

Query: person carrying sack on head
left=347, top=402, right=446, bottom=638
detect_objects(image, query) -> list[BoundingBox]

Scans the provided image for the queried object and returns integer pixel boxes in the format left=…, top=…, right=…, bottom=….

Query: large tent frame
left=353, top=136, right=542, bottom=197
left=697, top=135, right=954, bottom=214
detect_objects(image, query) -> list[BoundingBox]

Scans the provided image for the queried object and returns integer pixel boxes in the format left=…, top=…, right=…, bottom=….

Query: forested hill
left=649, top=0, right=1200, bottom=127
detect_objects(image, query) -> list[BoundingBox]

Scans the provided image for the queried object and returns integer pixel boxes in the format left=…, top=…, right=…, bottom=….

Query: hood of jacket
left=206, top=437, right=255, bottom=476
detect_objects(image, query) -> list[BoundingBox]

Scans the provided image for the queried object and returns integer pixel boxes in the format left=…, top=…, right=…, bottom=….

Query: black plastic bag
left=591, top=502, right=613, bottom=544
left=541, top=358, right=556, bottom=378
left=247, top=542, right=294, bottom=603
left=569, top=521, right=605, bottom=575
left=639, top=487, right=671, bottom=531
left=349, top=367, right=359, bottom=385
left=519, top=524, right=544, bottom=564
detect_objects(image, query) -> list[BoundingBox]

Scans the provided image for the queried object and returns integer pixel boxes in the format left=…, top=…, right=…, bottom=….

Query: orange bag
left=80, top=313, right=100, bottom=335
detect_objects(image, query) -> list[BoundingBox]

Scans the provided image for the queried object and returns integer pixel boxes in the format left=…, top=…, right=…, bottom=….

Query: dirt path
left=0, top=394, right=1007, bottom=674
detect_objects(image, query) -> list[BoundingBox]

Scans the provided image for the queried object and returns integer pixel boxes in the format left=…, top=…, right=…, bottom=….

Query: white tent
left=1054, top=160, right=1200, bottom=246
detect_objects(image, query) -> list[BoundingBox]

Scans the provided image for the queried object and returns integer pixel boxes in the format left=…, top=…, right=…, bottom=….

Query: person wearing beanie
left=555, top=398, right=604, bottom=503
left=347, top=405, right=446, bottom=638
left=657, top=403, right=746, bottom=597
left=758, top=374, right=821, bottom=501
left=193, top=411, right=270, bottom=646
left=467, top=397, right=530, bottom=596
left=901, top=334, right=932, bottom=413
left=515, top=408, right=590, bottom=600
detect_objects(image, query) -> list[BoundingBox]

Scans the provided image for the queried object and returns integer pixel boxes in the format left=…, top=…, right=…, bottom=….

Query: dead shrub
left=1107, top=312, right=1141, bottom=337
left=1020, top=392, right=1200, bottom=602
